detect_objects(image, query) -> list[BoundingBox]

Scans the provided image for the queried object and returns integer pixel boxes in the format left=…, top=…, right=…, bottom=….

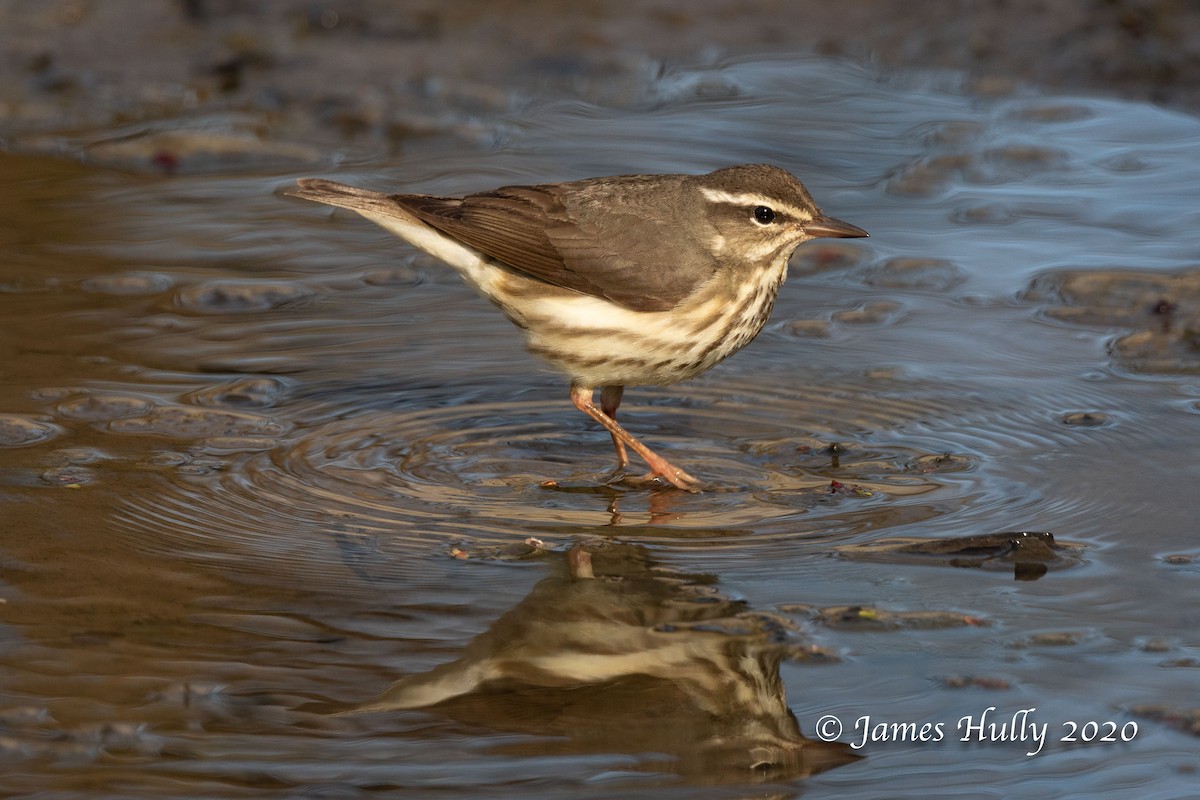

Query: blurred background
left=3, top=0, right=1200, bottom=169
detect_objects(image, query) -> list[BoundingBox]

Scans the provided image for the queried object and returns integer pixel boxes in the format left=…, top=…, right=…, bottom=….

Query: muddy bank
left=1, top=0, right=1197, bottom=170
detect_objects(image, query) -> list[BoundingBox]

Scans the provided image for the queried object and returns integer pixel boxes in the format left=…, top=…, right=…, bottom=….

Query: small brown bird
left=292, top=164, right=867, bottom=490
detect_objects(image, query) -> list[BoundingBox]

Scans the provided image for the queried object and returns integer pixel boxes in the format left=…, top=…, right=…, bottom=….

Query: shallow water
left=1, top=56, right=1198, bottom=797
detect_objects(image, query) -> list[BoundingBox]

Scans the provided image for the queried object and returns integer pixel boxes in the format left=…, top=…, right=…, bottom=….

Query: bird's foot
left=610, top=467, right=699, bottom=493
left=640, top=470, right=704, bottom=493
left=638, top=450, right=703, bottom=492
left=600, top=466, right=703, bottom=493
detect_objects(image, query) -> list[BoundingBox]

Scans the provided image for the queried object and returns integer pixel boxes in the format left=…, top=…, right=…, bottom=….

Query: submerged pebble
left=44, top=447, right=108, bottom=466
left=907, top=452, right=975, bottom=472
left=175, top=280, right=314, bottom=313
left=107, top=405, right=289, bottom=439
left=832, top=301, right=903, bottom=325
left=56, top=394, right=155, bottom=421
left=187, top=377, right=289, bottom=409
left=41, top=466, right=95, bottom=487
left=783, top=318, right=831, bottom=338
left=784, top=603, right=988, bottom=630
left=80, top=272, right=173, bottom=296
left=862, top=257, right=966, bottom=291
left=1061, top=411, right=1112, bottom=427
left=789, top=242, right=870, bottom=276
left=0, top=415, right=61, bottom=448
left=1027, top=267, right=1200, bottom=374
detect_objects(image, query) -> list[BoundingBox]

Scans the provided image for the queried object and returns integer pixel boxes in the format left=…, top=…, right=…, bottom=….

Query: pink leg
left=570, top=383, right=701, bottom=491
left=600, top=385, right=628, bottom=469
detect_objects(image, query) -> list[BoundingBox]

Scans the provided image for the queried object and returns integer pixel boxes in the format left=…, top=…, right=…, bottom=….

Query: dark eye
left=753, top=206, right=776, bottom=224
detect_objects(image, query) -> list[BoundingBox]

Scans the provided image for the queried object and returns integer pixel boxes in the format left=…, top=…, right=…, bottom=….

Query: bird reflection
left=348, top=541, right=858, bottom=785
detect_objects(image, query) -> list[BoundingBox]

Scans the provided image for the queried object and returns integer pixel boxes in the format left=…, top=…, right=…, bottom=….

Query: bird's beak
left=805, top=216, right=869, bottom=239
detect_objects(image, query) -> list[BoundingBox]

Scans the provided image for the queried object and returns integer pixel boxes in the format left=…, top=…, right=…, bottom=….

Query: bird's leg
left=599, top=385, right=628, bottom=469
left=570, top=383, right=701, bottom=492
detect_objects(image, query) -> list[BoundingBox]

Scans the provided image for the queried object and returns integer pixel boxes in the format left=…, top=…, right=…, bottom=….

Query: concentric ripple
left=118, top=383, right=944, bottom=573
left=109, top=368, right=1144, bottom=586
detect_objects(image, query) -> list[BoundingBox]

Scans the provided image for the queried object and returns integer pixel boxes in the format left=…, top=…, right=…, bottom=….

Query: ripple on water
left=108, top=368, right=1137, bottom=590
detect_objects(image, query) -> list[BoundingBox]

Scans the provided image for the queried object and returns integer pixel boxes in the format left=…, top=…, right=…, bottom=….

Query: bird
left=290, top=164, right=867, bottom=491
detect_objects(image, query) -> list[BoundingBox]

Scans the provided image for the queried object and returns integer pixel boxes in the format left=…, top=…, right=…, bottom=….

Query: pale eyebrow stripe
left=698, top=187, right=813, bottom=221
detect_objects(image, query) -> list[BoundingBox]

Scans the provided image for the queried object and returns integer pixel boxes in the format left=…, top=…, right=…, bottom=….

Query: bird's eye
left=753, top=206, right=776, bottom=224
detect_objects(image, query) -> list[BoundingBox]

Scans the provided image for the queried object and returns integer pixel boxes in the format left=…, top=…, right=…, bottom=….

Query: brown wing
left=394, top=181, right=711, bottom=312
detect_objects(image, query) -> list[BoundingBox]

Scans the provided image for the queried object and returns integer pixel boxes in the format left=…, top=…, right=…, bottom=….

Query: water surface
left=1, top=57, right=1198, bottom=798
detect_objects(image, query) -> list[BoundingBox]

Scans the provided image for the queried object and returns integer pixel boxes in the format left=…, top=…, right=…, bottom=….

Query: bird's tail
left=289, top=178, right=420, bottom=222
